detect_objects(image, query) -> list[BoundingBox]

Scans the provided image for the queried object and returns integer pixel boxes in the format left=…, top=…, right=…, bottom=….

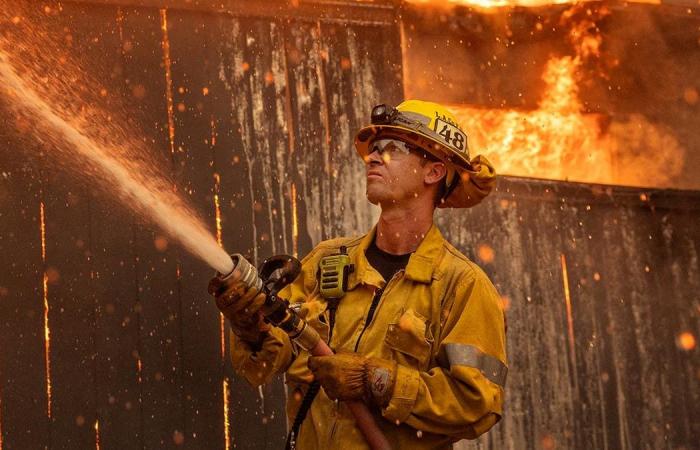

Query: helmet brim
left=354, top=124, right=474, bottom=171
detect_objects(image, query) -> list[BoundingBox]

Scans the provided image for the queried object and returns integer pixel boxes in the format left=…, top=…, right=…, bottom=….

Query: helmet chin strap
left=441, top=167, right=460, bottom=203
left=445, top=165, right=456, bottom=188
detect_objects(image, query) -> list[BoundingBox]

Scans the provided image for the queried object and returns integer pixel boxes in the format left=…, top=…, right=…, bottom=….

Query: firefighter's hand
left=308, top=352, right=397, bottom=407
left=208, top=276, right=270, bottom=342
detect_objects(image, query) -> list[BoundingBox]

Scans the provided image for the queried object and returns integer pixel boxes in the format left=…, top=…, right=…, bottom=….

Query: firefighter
left=214, top=100, right=506, bottom=449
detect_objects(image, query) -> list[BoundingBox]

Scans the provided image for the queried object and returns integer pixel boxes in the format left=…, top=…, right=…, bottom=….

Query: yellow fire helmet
left=354, top=99, right=496, bottom=208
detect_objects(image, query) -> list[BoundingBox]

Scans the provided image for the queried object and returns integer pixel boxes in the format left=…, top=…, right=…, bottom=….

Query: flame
left=40, top=200, right=46, bottom=261
left=405, top=0, right=660, bottom=11
left=408, top=0, right=572, bottom=8
left=95, top=419, right=100, bottom=450
left=437, top=3, right=684, bottom=188
left=159, top=9, right=176, bottom=158
left=291, top=182, right=298, bottom=258
left=560, top=254, right=576, bottom=356
left=213, top=174, right=223, bottom=247
left=39, top=201, right=53, bottom=420
left=223, top=378, right=231, bottom=450
left=43, top=271, right=51, bottom=418
left=449, top=56, right=609, bottom=180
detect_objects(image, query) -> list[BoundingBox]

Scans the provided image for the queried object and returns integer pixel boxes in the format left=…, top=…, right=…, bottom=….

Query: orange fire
left=39, top=201, right=53, bottom=420
left=94, top=419, right=100, bottom=450
left=407, top=2, right=683, bottom=188
left=448, top=55, right=613, bottom=183
left=405, top=0, right=660, bottom=11
left=223, top=378, right=231, bottom=450
left=291, top=182, right=299, bottom=258
left=560, top=254, right=576, bottom=356
left=159, top=9, right=176, bottom=159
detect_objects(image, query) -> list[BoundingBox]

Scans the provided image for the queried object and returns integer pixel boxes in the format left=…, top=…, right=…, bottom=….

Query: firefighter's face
left=364, top=140, right=443, bottom=208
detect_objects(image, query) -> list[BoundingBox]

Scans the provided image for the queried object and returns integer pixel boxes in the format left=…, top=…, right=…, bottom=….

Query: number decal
left=438, top=124, right=452, bottom=143
left=452, top=131, right=465, bottom=150
left=434, top=118, right=467, bottom=153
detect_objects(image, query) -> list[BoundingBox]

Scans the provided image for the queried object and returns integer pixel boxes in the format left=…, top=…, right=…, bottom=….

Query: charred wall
left=0, top=1, right=699, bottom=450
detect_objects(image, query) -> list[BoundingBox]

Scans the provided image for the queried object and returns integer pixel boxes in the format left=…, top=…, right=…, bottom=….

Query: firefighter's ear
left=424, top=160, right=447, bottom=187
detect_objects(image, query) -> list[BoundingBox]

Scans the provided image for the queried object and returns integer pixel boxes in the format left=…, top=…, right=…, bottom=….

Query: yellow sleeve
left=382, top=268, right=507, bottom=440
left=230, top=327, right=293, bottom=387
left=229, top=247, right=324, bottom=387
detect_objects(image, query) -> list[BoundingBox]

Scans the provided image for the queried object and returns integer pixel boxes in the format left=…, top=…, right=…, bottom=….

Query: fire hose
left=211, top=254, right=392, bottom=450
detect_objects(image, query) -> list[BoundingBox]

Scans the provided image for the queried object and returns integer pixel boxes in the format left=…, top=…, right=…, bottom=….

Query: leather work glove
left=208, top=276, right=270, bottom=343
left=307, top=352, right=397, bottom=408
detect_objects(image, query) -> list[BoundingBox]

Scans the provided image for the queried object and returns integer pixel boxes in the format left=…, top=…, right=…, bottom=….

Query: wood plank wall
left=0, top=1, right=402, bottom=449
left=0, top=2, right=698, bottom=450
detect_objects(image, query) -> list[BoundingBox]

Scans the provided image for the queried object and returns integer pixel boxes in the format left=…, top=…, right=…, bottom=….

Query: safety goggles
left=368, top=139, right=415, bottom=156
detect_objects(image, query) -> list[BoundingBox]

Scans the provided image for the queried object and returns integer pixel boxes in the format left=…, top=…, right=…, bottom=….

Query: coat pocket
left=384, top=308, right=434, bottom=370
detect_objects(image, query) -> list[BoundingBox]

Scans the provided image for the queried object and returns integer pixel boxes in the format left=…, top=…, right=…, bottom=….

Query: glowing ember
left=477, top=244, right=495, bottom=264
left=173, top=430, right=185, bottom=446
left=500, top=295, right=511, bottom=312
left=541, top=434, right=556, bottom=450
left=676, top=332, right=696, bottom=351
left=154, top=235, right=169, bottom=252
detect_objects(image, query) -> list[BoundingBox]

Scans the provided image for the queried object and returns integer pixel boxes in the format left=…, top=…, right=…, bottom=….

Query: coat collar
left=347, top=223, right=444, bottom=289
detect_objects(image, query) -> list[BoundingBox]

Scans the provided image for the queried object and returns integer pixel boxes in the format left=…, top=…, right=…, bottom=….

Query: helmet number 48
left=435, top=118, right=466, bottom=152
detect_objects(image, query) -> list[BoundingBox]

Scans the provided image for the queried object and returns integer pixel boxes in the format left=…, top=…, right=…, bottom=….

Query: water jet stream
left=0, top=50, right=234, bottom=275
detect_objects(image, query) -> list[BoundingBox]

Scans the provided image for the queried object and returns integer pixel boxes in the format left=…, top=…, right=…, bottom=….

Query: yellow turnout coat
left=231, top=224, right=507, bottom=449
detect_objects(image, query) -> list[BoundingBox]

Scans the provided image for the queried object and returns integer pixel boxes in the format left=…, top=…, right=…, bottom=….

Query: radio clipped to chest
left=318, top=245, right=354, bottom=300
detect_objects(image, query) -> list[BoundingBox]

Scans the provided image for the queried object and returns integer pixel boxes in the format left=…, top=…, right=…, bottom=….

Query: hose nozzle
left=209, top=253, right=263, bottom=296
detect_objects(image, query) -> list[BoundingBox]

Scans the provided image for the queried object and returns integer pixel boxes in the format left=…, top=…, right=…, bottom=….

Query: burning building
left=402, top=0, right=700, bottom=189
left=0, top=1, right=698, bottom=449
